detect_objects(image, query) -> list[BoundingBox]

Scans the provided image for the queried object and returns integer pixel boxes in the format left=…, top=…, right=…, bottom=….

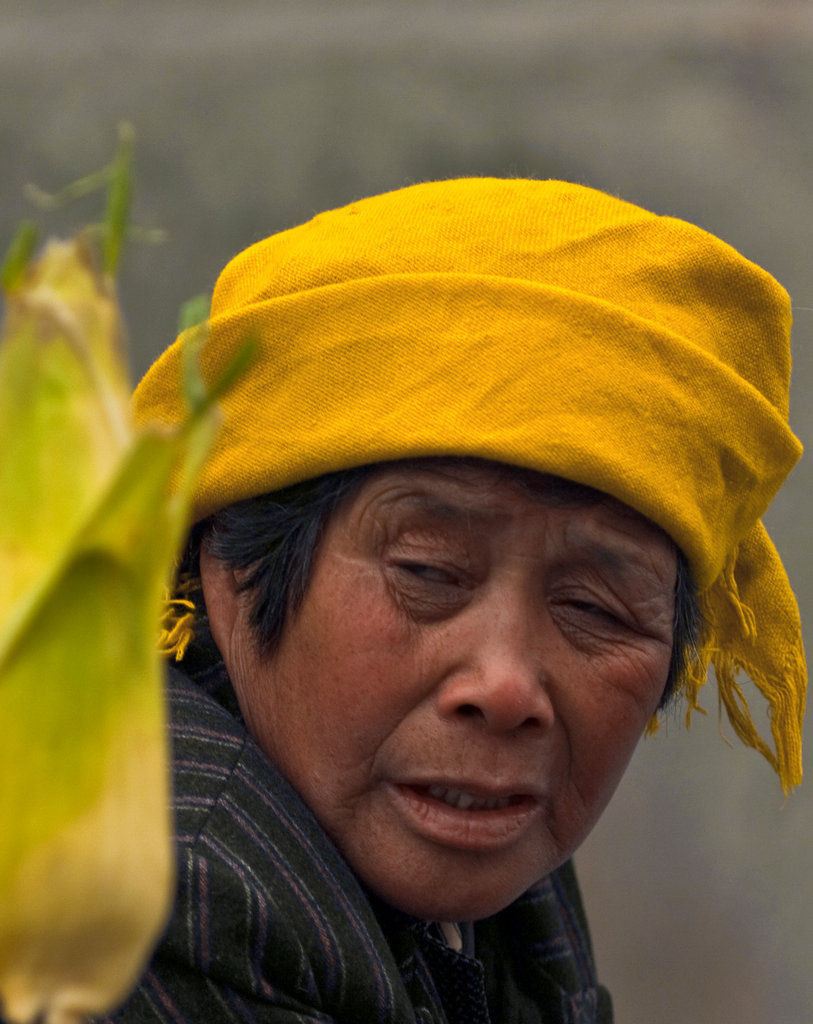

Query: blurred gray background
left=3, top=1, right=811, bottom=1020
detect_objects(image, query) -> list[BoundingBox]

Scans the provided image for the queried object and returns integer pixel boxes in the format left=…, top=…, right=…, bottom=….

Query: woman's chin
left=366, top=867, right=547, bottom=923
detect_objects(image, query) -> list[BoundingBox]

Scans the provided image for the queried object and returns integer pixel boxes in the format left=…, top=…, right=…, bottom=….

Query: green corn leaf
left=102, top=123, right=134, bottom=276
left=1, top=220, right=39, bottom=293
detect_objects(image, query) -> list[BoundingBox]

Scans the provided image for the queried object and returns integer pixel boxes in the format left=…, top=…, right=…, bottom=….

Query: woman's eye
left=571, top=599, right=610, bottom=616
left=565, top=599, right=627, bottom=630
left=397, top=561, right=456, bottom=585
left=389, top=559, right=471, bottom=622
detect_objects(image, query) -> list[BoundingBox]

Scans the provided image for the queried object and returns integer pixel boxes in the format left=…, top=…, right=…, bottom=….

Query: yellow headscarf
left=135, top=178, right=806, bottom=792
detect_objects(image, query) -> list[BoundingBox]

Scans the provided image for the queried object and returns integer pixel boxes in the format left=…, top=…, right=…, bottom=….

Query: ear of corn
left=0, top=138, right=231, bottom=1024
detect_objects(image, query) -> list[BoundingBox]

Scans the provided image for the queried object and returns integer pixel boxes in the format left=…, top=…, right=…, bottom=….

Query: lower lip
left=389, top=784, right=540, bottom=851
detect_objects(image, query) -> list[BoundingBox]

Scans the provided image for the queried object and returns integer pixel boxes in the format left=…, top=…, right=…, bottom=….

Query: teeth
left=427, top=785, right=511, bottom=811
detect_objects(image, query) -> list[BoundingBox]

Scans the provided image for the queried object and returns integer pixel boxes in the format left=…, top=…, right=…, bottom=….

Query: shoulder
left=108, top=668, right=414, bottom=1023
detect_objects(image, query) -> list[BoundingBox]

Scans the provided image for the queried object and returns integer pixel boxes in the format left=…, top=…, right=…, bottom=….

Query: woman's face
left=203, top=461, right=676, bottom=921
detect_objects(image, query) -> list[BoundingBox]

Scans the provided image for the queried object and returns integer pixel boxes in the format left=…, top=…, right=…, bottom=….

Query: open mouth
left=393, top=782, right=536, bottom=847
left=417, top=784, right=526, bottom=812
left=392, top=783, right=539, bottom=850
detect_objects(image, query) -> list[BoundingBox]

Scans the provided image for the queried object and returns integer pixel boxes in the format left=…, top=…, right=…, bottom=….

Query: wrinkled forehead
left=350, top=456, right=677, bottom=553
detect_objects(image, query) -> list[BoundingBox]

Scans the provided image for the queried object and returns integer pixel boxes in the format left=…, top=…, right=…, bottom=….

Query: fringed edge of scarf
left=648, top=543, right=805, bottom=796
left=157, top=572, right=200, bottom=661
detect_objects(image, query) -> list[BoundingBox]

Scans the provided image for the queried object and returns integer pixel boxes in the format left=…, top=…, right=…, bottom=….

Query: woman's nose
left=435, top=601, right=556, bottom=734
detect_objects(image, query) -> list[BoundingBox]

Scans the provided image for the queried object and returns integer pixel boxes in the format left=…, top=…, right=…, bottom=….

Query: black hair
left=178, top=459, right=700, bottom=709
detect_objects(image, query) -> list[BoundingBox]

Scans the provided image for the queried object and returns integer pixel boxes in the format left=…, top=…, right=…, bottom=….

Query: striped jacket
left=102, top=658, right=612, bottom=1023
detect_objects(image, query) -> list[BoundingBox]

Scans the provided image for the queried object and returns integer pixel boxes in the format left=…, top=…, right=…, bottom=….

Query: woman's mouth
left=391, top=783, right=539, bottom=850
left=425, top=784, right=512, bottom=811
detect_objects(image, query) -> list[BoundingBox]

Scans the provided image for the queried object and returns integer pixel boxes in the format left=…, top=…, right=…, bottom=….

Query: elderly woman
left=111, top=179, right=805, bottom=1024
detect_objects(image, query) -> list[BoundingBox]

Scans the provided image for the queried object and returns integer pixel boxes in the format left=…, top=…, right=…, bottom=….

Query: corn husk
left=0, top=227, right=222, bottom=1023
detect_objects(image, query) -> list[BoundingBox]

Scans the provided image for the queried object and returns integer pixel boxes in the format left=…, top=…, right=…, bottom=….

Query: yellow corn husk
left=0, top=231, right=219, bottom=1023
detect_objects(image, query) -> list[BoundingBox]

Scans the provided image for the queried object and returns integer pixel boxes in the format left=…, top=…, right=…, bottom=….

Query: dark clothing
left=102, top=657, right=612, bottom=1023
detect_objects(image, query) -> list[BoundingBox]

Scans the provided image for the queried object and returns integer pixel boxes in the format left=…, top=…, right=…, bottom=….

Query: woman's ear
left=198, top=547, right=273, bottom=743
left=199, top=545, right=244, bottom=659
